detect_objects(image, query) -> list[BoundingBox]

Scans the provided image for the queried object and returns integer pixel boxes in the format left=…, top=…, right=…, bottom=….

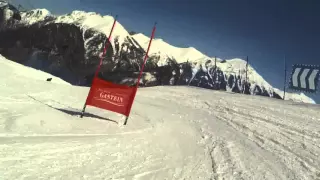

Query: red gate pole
left=123, top=22, right=157, bottom=125
left=80, top=15, right=118, bottom=118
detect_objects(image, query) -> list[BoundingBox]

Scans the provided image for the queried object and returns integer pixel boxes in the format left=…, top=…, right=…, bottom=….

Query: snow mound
left=0, top=55, right=70, bottom=85
left=273, top=88, right=316, bottom=104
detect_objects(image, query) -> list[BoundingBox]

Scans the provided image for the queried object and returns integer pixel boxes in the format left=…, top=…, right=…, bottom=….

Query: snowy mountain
left=0, top=6, right=315, bottom=104
left=1, top=54, right=320, bottom=179
left=133, top=33, right=315, bottom=104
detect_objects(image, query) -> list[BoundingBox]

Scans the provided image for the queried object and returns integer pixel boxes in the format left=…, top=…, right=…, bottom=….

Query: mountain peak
left=2, top=7, right=315, bottom=104
left=20, top=8, right=52, bottom=25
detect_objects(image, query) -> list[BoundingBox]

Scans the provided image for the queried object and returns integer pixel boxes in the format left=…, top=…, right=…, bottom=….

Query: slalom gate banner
left=85, top=77, right=136, bottom=117
left=81, top=17, right=157, bottom=125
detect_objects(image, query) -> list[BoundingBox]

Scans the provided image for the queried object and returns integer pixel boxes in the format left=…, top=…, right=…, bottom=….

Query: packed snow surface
left=1, top=55, right=320, bottom=180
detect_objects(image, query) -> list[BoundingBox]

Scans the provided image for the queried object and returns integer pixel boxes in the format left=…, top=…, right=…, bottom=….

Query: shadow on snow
left=27, top=95, right=118, bottom=124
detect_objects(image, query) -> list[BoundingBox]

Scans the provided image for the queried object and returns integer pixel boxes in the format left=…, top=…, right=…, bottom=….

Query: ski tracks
left=208, top=139, right=248, bottom=180
left=132, top=88, right=320, bottom=179
left=207, top=100, right=320, bottom=180
left=0, top=130, right=157, bottom=179
left=169, top=95, right=302, bottom=179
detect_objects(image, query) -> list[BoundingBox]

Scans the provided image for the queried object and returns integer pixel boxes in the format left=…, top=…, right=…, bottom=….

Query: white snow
left=54, top=11, right=130, bottom=53
left=1, top=54, right=320, bottom=179
left=132, top=33, right=208, bottom=64
left=273, top=88, right=316, bottom=104
left=20, top=9, right=52, bottom=25
left=0, top=55, right=70, bottom=85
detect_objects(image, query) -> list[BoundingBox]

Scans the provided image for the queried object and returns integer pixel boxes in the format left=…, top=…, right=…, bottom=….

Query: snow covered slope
left=10, top=8, right=316, bottom=103
left=0, top=54, right=70, bottom=85
left=1, top=55, right=320, bottom=180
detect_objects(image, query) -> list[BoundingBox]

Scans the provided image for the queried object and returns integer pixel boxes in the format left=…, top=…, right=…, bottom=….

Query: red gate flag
left=85, top=77, right=136, bottom=116
left=81, top=21, right=157, bottom=123
left=80, top=15, right=118, bottom=118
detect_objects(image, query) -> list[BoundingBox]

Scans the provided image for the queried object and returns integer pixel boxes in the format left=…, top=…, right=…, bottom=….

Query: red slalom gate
left=81, top=19, right=157, bottom=125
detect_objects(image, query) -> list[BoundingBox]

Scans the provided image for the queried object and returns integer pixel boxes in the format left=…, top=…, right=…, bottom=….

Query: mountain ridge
left=0, top=6, right=315, bottom=104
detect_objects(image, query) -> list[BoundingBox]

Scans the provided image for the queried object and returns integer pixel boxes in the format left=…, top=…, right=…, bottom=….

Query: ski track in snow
left=1, top=58, right=320, bottom=179
left=139, top=87, right=320, bottom=180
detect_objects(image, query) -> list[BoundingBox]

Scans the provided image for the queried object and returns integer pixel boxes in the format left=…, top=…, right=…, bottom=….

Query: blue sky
left=13, top=0, right=320, bottom=103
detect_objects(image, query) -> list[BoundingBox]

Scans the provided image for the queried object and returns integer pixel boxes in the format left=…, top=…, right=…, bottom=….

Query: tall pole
left=244, top=56, right=248, bottom=94
left=80, top=15, right=118, bottom=118
left=214, top=56, right=217, bottom=88
left=214, top=56, right=217, bottom=70
left=123, top=22, right=157, bottom=125
left=283, top=55, right=287, bottom=100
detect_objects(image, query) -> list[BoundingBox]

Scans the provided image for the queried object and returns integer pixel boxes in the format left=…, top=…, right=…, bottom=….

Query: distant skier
left=114, top=36, right=119, bottom=56
left=129, top=44, right=135, bottom=58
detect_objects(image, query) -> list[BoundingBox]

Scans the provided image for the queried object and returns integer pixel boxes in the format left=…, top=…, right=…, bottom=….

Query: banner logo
left=94, top=88, right=125, bottom=106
